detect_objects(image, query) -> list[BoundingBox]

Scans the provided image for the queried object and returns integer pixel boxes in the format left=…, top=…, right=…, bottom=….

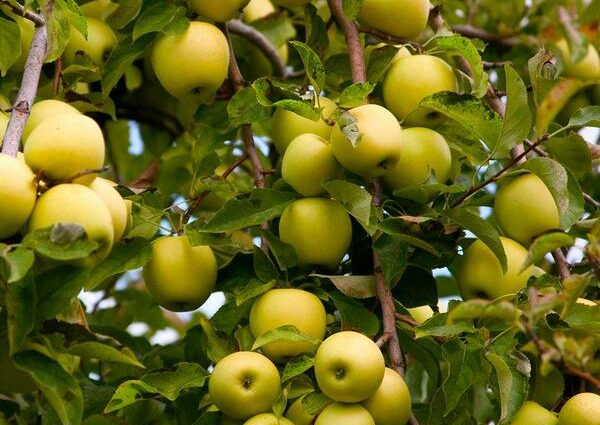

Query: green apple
left=455, top=237, right=535, bottom=299
left=383, top=54, right=458, bottom=126
left=314, top=331, right=385, bottom=402
left=249, top=288, right=326, bottom=362
left=151, top=21, right=230, bottom=101
left=22, top=99, right=81, bottom=143
left=408, top=305, right=434, bottom=324
left=0, top=111, right=8, bottom=143
left=359, top=0, right=430, bottom=40
left=24, top=113, right=105, bottom=185
left=315, top=403, right=375, bottom=425
left=209, top=351, right=281, bottom=420
left=557, top=393, right=600, bottom=425
left=190, top=0, right=250, bottom=21
left=63, top=17, right=117, bottom=64
left=330, top=104, right=403, bottom=178
left=279, top=198, right=352, bottom=268
left=271, top=96, right=337, bottom=154
left=90, top=177, right=128, bottom=241
left=281, top=133, right=344, bottom=196
left=79, top=0, right=118, bottom=20
left=555, top=39, right=600, bottom=80
left=271, top=0, right=309, bottom=7
left=362, top=367, right=412, bottom=425
left=285, top=395, right=320, bottom=425
left=143, top=235, right=217, bottom=312
left=494, top=173, right=560, bottom=245
left=243, top=413, right=294, bottom=425
left=382, top=127, right=451, bottom=190
left=242, top=0, right=276, bottom=22
left=511, top=401, right=557, bottom=425
left=0, top=154, right=37, bottom=239
left=28, top=183, right=114, bottom=263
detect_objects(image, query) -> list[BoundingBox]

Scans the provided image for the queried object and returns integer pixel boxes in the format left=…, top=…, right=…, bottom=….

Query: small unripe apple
left=511, top=401, right=558, bottom=425
left=494, top=173, right=560, bottom=245
left=242, top=0, right=276, bottom=22
left=330, top=104, right=403, bottom=178
left=315, top=403, right=375, bottom=425
left=557, top=393, right=600, bottom=425
left=142, top=235, right=217, bottom=312
left=190, top=0, right=250, bottom=22
left=285, top=395, right=319, bottom=425
left=359, top=0, right=430, bottom=40
left=279, top=198, right=352, bottom=268
left=0, top=154, right=37, bottom=239
left=22, top=99, right=81, bottom=142
left=362, top=367, right=412, bottom=425
left=90, top=177, right=128, bottom=242
left=63, top=17, right=117, bottom=64
left=271, top=0, right=310, bottom=7
left=555, top=39, right=600, bottom=80
left=243, top=413, right=294, bottom=425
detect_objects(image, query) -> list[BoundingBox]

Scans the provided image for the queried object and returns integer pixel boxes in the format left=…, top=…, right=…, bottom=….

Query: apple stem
left=327, top=0, right=366, bottom=84
left=52, top=56, right=63, bottom=97
left=553, top=249, right=571, bottom=280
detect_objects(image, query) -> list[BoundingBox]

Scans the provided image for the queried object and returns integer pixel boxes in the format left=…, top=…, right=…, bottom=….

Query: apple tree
left=0, top=0, right=599, bottom=424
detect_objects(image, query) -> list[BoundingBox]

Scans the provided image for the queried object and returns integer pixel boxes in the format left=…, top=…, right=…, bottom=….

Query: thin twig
left=0, top=0, right=45, bottom=25
left=451, top=24, right=529, bottom=47
left=357, top=26, right=421, bottom=51
left=327, top=0, right=366, bottom=83
left=553, top=249, right=571, bottom=279
left=52, top=56, right=62, bottom=96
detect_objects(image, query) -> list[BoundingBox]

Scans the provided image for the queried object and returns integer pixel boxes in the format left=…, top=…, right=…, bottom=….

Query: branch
left=553, top=249, right=571, bottom=279
left=357, top=26, right=421, bottom=52
left=52, top=56, right=62, bottom=97
left=451, top=24, right=526, bottom=47
left=557, top=6, right=582, bottom=46
left=0, top=0, right=45, bottom=25
left=327, top=0, right=366, bottom=83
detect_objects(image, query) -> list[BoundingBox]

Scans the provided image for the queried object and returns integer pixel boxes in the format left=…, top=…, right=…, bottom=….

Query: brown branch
left=427, top=4, right=445, bottom=33
left=395, top=312, right=420, bottom=327
left=52, top=56, right=62, bottom=97
left=563, top=364, right=600, bottom=389
left=357, top=26, right=421, bottom=52
left=128, top=159, right=159, bottom=189
left=327, top=0, right=366, bottom=83
left=553, top=249, right=571, bottom=279
left=557, top=6, right=582, bottom=46
left=451, top=24, right=526, bottom=47
left=0, top=0, right=45, bottom=25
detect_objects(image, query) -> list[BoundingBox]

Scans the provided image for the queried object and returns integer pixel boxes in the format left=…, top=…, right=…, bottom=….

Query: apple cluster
left=510, top=392, right=600, bottom=425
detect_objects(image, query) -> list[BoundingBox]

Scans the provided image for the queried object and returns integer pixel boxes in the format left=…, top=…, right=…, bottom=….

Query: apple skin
left=408, top=305, right=434, bottom=324
left=24, top=113, right=105, bottom=186
left=63, top=17, right=117, bottom=65
left=557, top=393, right=600, bottom=425
left=151, top=21, right=230, bottom=101
left=89, top=177, right=128, bottom=242
left=455, top=237, right=535, bottom=300
left=28, top=183, right=114, bottom=263
left=242, top=0, right=276, bottom=22
left=383, top=54, right=458, bottom=126
left=271, top=97, right=337, bottom=154
left=330, top=104, right=403, bottom=178
left=314, top=331, right=385, bottom=403
left=190, top=0, right=250, bottom=22
left=359, top=0, right=430, bottom=40
left=279, top=198, right=352, bottom=268
left=22, top=100, right=81, bottom=142
left=0, top=112, right=9, bottom=144
left=243, top=413, right=294, bottom=425
left=382, top=127, right=451, bottom=190
left=209, top=351, right=281, bottom=420
left=271, top=0, right=309, bottom=7
left=281, top=133, right=344, bottom=196
left=249, top=288, right=326, bottom=362
left=142, top=235, right=217, bottom=312
left=222, top=416, right=244, bottom=425
left=511, top=402, right=557, bottom=425
left=79, top=0, right=118, bottom=20
left=362, top=367, right=412, bottom=425
left=285, top=395, right=319, bottom=425
left=315, top=403, right=375, bottom=425
left=494, top=173, right=560, bottom=245
left=555, top=39, right=600, bottom=80
left=0, top=154, right=36, bottom=239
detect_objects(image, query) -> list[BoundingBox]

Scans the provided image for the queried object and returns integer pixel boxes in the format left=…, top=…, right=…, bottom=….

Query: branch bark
left=327, top=0, right=366, bottom=83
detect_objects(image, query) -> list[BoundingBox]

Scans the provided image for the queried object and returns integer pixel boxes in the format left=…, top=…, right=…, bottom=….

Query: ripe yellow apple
left=285, top=395, right=319, bottom=425
left=555, top=39, right=600, bottom=80
left=243, top=413, right=294, bottom=425
left=281, top=133, right=344, bottom=196
left=330, top=104, right=403, bottom=178
left=511, top=401, right=558, bottom=425
left=279, top=198, right=352, bottom=268
left=0, top=154, right=36, bottom=239
left=383, top=54, right=458, bottom=126
left=28, top=183, right=114, bottom=263
left=0, top=112, right=8, bottom=143
left=359, top=0, right=430, bottom=40
left=242, top=0, right=276, bottom=22
left=89, top=177, right=128, bottom=241
left=315, top=403, right=375, bottom=425
left=314, top=331, right=385, bottom=402
left=455, top=237, right=535, bottom=299
left=22, top=99, right=81, bottom=143
left=494, top=173, right=560, bottom=245
left=362, top=367, right=412, bottom=425
left=382, top=127, right=451, bottom=190
left=142, top=235, right=217, bottom=312
left=63, top=17, right=117, bottom=64
left=79, top=0, right=118, bottom=20
left=249, top=288, right=326, bottom=362
left=190, top=0, right=250, bottom=22
left=151, top=21, right=230, bottom=101
left=271, top=0, right=309, bottom=7
left=408, top=305, right=434, bottom=324
left=209, top=351, right=281, bottom=420
left=557, top=393, right=600, bottom=425
left=271, top=96, right=337, bottom=154
left=222, top=416, right=244, bottom=425
left=24, top=113, right=105, bottom=185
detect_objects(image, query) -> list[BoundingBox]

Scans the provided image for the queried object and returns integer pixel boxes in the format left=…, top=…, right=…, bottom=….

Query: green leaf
left=378, top=220, right=441, bottom=257
left=563, top=303, right=600, bottom=332
left=341, top=0, right=363, bottom=20
left=252, top=325, right=321, bottom=351
left=544, top=134, right=593, bottom=178
left=566, top=105, right=600, bottom=128
left=211, top=300, right=253, bottom=335
left=198, top=317, right=233, bottom=363
left=235, top=279, right=275, bottom=307
left=262, top=230, right=298, bottom=270
left=106, top=0, right=143, bottom=29
left=486, top=348, right=529, bottom=425
left=290, top=41, right=325, bottom=94
left=415, top=312, right=474, bottom=338
left=522, top=232, right=574, bottom=271
left=41, top=0, right=72, bottom=62
left=272, top=99, right=321, bottom=121
left=253, top=245, right=279, bottom=282
left=102, top=34, right=153, bottom=97
left=447, top=300, right=521, bottom=324
left=227, top=87, right=272, bottom=127
left=282, top=355, right=314, bottom=383
left=373, top=234, right=407, bottom=288
left=67, top=342, right=145, bottom=368
left=313, top=274, right=376, bottom=299
left=338, top=82, right=375, bottom=108
left=36, top=266, right=89, bottom=323
left=6, top=275, right=36, bottom=350
left=104, top=380, right=158, bottom=413
left=0, top=17, right=21, bottom=76
left=22, top=224, right=99, bottom=261
left=143, top=363, right=209, bottom=400
left=322, top=180, right=374, bottom=234
left=367, top=44, right=399, bottom=83
left=329, top=291, right=380, bottom=337
left=304, top=4, right=328, bottom=57
left=0, top=247, right=34, bottom=283
left=435, top=36, right=487, bottom=98
left=132, top=3, right=187, bottom=40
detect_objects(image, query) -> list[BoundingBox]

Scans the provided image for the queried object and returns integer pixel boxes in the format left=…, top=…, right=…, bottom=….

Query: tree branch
left=327, top=0, right=366, bottom=83
left=553, top=249, right=571, bottom=279
left=357, top=26, right=421, bottom=52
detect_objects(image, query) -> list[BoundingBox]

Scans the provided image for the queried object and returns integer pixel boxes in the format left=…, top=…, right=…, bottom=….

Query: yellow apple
left=209, top=351, right=281, bottom=420
left=494, top=173, right=560, bottom=245
left=511, top=401, right=558, bottom=425
left=63, top=17, right=117, bottom=64
left=330, top=103, right=403, bottom=178
left=359, top=0, right=430, bottom=40
left=383, top=54, right=458, bottom=126
left=0, top=94, right=10, bottom=110
left=455, top=237, right=535, bottom=299
left=24, top=113, right=105, bottom=185
left=0, top=112, right=8, bottom=143
left=190, top=0, right=250, bottom=22
left=362, top=367, right=412, bottom=425
left=271, top=0, right=309, bottom=7
left=242, top=0, right=276, bottom=22
left=22, top=99, right=81, bottom=143
left=222, top=416, right=244, bottom=425
left=285, top=395, right=319, bottom=425
left=243, top=413, right=294, bottom=425
left=315, top=403, right=375, bottom=425
left=142, top=235, right=217, bottom=312
left=281, top=133, right=344, bottom=196
left=555, top=39, right=600, bottom=80
left=279, top=198, right=352, bottom=268
left=382, top=127, right=451, bottom=190
left=557, top=393, right=600, bottom=425
left=151, top=21, right=230, bottom=101
left=408, top=305, right=434, bottom=324
left=271, top=96, right=337, bottom=154
left=79, top=0, right=118, bottom=20
left=0, top=154, right=37, bottom=239
left=89, top=177, right=128, bottom=241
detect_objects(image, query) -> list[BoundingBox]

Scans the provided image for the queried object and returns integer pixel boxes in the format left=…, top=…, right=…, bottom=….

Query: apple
left=285, top=395, right=320, bottom=425
left=281, top=133, right=344, bottom=196
left=209, top=351, right=281, bottom=420
left=0, top=154, right=36, bottom=239
left=271, top=0, right=309, bottom=7
left=242, top=0, right=276, bottom=22
left=231, top=34, right=288, bottom=80
left=249, top=288, right=326, bottom=361
left=557, top=393, right=600, bottom=425
left=315, top=403, right=375, bottom=425
left=0, top=112, right=8, bottom=143
left=494, top=173, right=560, bottom=245
left=359, top=0, right=430, bottom=40
left=330, top=104, right=403, bottom=178
left=279, top=198, right=352, bottom=268
left=79, top=0, right=118, bottom=20
left=362, top=367, right=412, bottom=425
left=63, top=17, right=117, bottom=65
left=314, top=331, right=385, bottom=402
left=90, top=177, right=128, bottom=241
left=243, top=413, right=294, bottom=425
left=222, top=416, right=244, bottom=425
left=151, top=21, right=230, bottom=101
left=555, top=39, right=600, bottom=80
left=408, top=305, right=434, bottom=324
left=455, top=237, right=535, bottom=299
left=364, top=44, right=411, bottom=66
left=511, top=401, right=558, bottom=425
left=190, top=0, right=250, bottom=22
left=142, top=235, right=217, bottom=312
left=382, top=127, right=452, bottom=190
left=28, top=183, right=114, bottom=263
left=24, top=113, right=105, bottom=185
left=22, top=99, right=81, bottom=143
left=382, top=54, right=458, bottom=126
left=271, top=96, right=337, bottom=154
left=0, top=94, right=10, bottom=110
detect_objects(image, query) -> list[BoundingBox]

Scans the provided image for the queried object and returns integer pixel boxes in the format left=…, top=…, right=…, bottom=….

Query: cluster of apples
left=510, top=392, right=600, bottom=425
